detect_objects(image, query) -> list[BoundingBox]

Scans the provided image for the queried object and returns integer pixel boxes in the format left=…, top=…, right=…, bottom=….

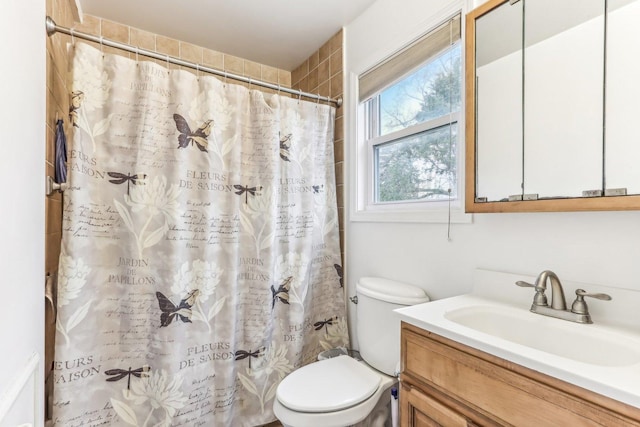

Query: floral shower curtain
left=52, top=42, right=348, bottom=427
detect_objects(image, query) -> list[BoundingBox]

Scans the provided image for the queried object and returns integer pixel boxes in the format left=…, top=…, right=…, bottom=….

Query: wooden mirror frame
left=465, top=0, right=640, bottom=213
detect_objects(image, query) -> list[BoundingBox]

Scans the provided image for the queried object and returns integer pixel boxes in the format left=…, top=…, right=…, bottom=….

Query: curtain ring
left=100, top=36, right=104, bottom=58
left=248, top=77, right=252, bottom=90
left=223, top=73, right=227, bottom=87
left=196, top=63, right=200, bottom=81
left=70, top=28, right=76, bottom=48
left=135, top=46, right=139, bottom=65
left=298, top=89, right=302, bottom=104
left=166, top=54, right=170, bottom=74
left=277, top=84, right=281, bottom=96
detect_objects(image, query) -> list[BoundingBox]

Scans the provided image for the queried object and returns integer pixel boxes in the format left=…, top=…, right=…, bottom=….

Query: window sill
left=350, top=206, right=473, bottom=224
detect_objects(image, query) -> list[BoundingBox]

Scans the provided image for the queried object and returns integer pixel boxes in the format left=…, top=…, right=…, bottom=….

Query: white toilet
left=273, top=277, right=430, bottom=427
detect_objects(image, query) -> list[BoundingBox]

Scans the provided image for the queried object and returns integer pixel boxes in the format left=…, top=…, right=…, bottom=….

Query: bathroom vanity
left=400, top=323, right=640, bottom=426
left=396, top=270, right=640, bottom=426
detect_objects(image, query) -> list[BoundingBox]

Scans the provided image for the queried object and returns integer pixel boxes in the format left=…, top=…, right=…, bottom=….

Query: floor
left=263, top=421, right=283, bottom=427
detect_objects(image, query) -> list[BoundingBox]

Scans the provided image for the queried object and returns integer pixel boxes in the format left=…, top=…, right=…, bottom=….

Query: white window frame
left=350, top=12, right=472, bottom=224
left=367, top=112, right=461, bottom=207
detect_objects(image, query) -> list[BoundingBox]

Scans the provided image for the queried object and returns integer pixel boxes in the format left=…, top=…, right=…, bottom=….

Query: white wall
left=344, top=0, right=640, bottom=347
left=0, top=0, right=46, bottom=425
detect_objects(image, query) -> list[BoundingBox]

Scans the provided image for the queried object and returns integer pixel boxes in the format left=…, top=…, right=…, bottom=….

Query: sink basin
left=445, top=304, right=640, bottom=367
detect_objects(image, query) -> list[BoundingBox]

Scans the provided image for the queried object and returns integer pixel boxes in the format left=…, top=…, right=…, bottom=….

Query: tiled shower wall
left=44, top=0, right=74, bottom=417
left=291, top=30, right=344, bottom=259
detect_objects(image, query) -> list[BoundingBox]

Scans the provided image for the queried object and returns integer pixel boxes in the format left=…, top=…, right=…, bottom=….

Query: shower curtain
left=53, top=42, right=348, bottom=427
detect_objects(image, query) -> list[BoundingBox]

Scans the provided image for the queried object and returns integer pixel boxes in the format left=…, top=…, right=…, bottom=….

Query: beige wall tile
left=297, top=76, right=309, bottom=93
left=278, top=70, right=291, bottom=88
left=180, top=42, right=203, bottom=63
left=53, top=0, right=70, bottom=26
left=46, top=197, right=63, bottom=235
left=319, top=40, right=332, bottom=64
left=45, top=50, right=54, bottom=94
left=262, top=65, right=279, bottom=84
left=203, top=48, right=223, bottom=70
left=244, top=60, right=261, bottom=80
left=46, top=90, right=57, bottom=133
left=224, top=54, right=244, bottom=74
left=130, top=28, right=156, bottom=51
left=336, top=184, right=344, bottom=209
left=45, top=231, right=62, bottom=273
left=101, top=19, right=130, bottom=43
left=156, top=35, right=180, bottom=57
left=49, top=34, right=67, bottom=79
left=317, top=81, right=330, bottom=98
left=51, top=67, right=68, bottom=117
left=291, top=61, right=308, bottom=86
left=335, top=115, right=344, bottom=143
left=335, top=161, right=344, bottom=186
left=45, top=126, right=55, bottom=166
left=318, top=59, right=330, bottom=85
left=329, top=30, right=343, bottom=53
left=307, top=67, right=319, bottom=92
left=334, top=139, right=344, bottom=163
left=46, top=0, right=53, bottom=21
left=308, top=51, right=319, bottom=71
left=73, top=14, right=100, bottom=35
left=330, top=72, right=343, bottom=98
left=330, top=49, right=343, bottom=78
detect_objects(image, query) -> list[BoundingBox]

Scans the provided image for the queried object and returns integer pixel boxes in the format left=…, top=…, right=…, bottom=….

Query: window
left=355, top=13, right=469, bottom=222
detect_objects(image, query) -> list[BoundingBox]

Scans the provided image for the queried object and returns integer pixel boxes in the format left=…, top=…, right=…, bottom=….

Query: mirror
left=524, top=0, right=604, bottom=199
left=475, top=0, right=523, bottom=202
left=606, top=0, right=640, bottom=195
left=466, top=0, right=640, bottom=212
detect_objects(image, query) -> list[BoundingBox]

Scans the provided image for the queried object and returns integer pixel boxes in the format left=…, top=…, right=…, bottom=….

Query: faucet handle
left=571, top=289, right=612, bottom=315
left=515, top=280, right=548, bottom=306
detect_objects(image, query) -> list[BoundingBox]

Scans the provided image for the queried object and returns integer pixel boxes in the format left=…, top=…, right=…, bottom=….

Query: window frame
left=352, top=20, right=472, bottom=224
left=368, top=112, right=461, bottom=206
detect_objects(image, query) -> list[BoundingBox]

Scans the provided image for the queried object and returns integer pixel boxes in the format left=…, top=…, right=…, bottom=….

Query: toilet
left=273, top=277, right=430, bottom=427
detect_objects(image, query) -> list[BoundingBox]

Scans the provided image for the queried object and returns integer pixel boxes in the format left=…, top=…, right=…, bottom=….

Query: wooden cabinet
left=400, top=322, right=640, bottom=427
left=401, top=381, right=479, bottom=427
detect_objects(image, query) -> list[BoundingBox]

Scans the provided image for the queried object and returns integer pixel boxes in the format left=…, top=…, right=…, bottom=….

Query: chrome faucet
left=516, top=270, right=611, bottom=324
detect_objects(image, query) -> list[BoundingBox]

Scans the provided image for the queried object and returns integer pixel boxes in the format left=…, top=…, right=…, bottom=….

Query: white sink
left=444, top=304, right=640, bottom=367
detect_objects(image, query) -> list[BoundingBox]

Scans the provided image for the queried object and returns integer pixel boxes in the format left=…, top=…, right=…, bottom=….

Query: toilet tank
left=356, top=277, right=430, bottom=376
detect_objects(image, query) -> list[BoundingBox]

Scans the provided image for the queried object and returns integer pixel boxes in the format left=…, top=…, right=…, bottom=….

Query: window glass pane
left=379, top=44, right=461, bottom=136
left=375, top=123, right=458, bottom=202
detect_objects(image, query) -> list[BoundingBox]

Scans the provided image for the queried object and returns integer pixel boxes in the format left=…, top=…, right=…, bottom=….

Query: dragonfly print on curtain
left=53, top=42, right=348, bottom=427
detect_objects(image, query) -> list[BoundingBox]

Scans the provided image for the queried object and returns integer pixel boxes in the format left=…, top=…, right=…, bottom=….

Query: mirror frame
left=465, top=0, right=640, bottom=213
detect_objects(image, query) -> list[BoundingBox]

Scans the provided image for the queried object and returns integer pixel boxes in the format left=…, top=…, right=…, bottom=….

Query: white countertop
left=395, top=269, right=640, bottom=409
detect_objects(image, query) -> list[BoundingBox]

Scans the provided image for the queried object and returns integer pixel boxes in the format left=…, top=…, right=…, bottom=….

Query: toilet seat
left=276, top=355, right=381, bottom=412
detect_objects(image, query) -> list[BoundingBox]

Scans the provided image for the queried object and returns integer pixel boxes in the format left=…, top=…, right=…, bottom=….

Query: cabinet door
left=400, top=383, right=473, bottom=427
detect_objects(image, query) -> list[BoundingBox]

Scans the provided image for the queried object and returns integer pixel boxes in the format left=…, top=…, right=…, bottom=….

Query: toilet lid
left=276, top=355, right=381, bottom=412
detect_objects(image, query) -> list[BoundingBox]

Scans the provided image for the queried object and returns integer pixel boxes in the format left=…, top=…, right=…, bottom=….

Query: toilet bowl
left=273, top=277, right=430, bottom=427
left=273, top=355, right=395, bottom=427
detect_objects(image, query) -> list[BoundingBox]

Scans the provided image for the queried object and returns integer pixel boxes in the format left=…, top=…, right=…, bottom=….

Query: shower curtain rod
left=45, top=16, right=343, bottom=107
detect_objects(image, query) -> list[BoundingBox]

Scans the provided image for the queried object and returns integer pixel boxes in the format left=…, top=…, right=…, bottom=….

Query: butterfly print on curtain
left=156, top=289, right=199, bottom=327
left=279, top=133, right=292, bottom=162
left=270, top=276, right=292, bottom=309
left=334, top=264, right=343, bottom=288
left=173, top=113, right=213, bottom=152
